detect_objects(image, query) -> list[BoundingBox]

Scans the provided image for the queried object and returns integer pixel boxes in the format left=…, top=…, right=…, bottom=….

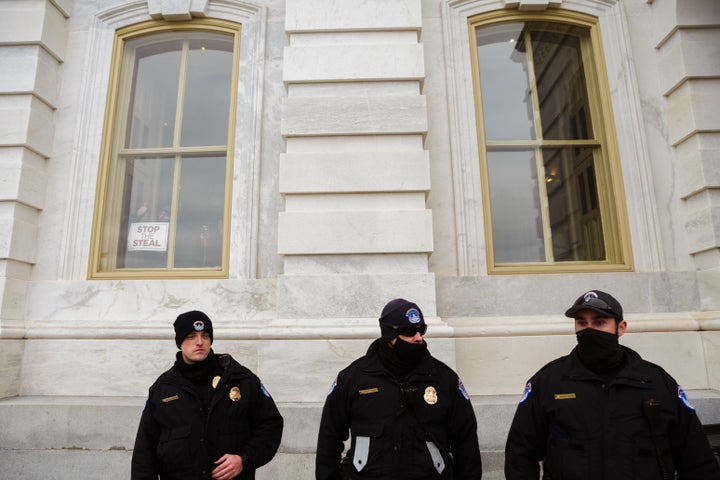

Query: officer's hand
left=211, top=453, right=243, bottom=480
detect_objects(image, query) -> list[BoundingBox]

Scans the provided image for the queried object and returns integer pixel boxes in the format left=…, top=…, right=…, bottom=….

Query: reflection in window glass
left=175, top=156, right=226, bottom=268
left=181, top=39, right=233, bottom=147
left=543, top=148, right=604, bottom=261
left=531, top=27, right=593, bottom=140
left=488, top=150, right=544, bottom=263
left=93, top=24, right=238, bottom=276
left=476, top=23, right=535, bottom=141
left=127, top=42, right=181, bottom=149
left=474, top=19, right=613, bottom=267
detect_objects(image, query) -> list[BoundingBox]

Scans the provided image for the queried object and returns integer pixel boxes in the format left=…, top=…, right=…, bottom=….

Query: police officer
left=132, top=311, right=283, bottom=479
left=315, top=298, right=483, bottom=480
left=504, top=290, right=720, bottom=480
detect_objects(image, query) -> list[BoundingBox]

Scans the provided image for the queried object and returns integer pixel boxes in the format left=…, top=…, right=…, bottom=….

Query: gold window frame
left=468, top=10, right=633, bottom=274
left=88, top=19, right=241, bottom=279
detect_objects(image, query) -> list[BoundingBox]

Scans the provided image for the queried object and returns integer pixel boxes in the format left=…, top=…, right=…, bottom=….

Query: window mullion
left=524, top=30, right=555, bottom=263
left=174, top=40, right=190, bottom=149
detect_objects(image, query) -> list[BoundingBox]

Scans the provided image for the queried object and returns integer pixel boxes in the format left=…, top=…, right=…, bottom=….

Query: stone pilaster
left=278, top=0, right=437, bottom=321
left=0, top=0, right=67, bottom=339
left=656, top=0, right=720, bottom=310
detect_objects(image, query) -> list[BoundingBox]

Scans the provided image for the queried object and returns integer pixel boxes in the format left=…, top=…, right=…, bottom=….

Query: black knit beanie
left=173, top=310, right=213, bottom=348
left=378, top=298, right=425, bottom=342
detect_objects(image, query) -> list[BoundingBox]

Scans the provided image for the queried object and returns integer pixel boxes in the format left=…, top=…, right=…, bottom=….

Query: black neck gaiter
left=175, top=350, right=217, bottom=382
left=576, top=328, right=624, bottom=370
left=378, top=340, right=428, bottom=379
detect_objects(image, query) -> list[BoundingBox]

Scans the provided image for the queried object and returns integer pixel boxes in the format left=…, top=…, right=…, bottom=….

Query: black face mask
left=379, top=339, right=428, bottom=378
left=576, top=328, right=623, bottom=369
left=393, top=338, right=428, bottom=366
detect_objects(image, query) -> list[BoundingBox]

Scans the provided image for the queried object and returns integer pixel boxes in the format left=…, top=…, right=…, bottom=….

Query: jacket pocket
left=350, top=422, right=384, bottom=473
left=156, top=424, right=193, bottom=469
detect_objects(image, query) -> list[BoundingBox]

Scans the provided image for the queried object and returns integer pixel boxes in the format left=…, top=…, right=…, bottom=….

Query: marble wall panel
left=0, top=271, right=30, bottom=327
left=283, top=44, right=424, bottom=82
left=704, top=331, right=720, bottom=389
left=281, top=95, right=427, bottom=136
left=623, top=331, right=710, bottom=388
left=278, top=210, right=433, bottom=254
left=276, top=272, right=436, bottom=319
left=0, top=339, right=24, bottom=397
left=283, top=254, right=429, bottom=275
left=18, top=339, right=259, bottom=396
left=285, top=0, right=421, bottom=32
left=279, top=151, right=430, bottom=193
left=24, top=278, right=277, bottom=329
left=454, top=334, right=578, bottom=396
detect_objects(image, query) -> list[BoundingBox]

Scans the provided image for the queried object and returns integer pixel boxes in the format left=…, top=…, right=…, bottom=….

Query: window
left=89, top=20, right=240, bottom=278
left=469, top=11, right=632, bottom=273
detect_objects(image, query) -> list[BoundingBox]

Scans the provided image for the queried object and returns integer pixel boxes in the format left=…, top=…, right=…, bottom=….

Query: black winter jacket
left=505, top=346, right=720, bottom=480
left=316, top=339, right=483, bottom=480
left=132, top=353, right=283, bottom=480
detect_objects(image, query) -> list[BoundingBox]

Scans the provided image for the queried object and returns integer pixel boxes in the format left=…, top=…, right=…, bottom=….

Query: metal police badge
left=424, top=386, right=438, bottom=405
left=229, top=386, right=241, bottom=402
left=212, top=376, right=221, bottom=389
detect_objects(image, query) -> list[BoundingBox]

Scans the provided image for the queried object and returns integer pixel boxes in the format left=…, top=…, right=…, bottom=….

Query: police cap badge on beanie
left=564, top=290, right=623, bottom=322
left=174, top=310, right=214, bottom=348
left=379, top=298, right=427, bottom=341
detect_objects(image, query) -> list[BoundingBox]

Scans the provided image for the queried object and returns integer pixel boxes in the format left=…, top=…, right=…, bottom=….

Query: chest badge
left=229, top=386, right=241, bottom=402
left=212, top=376, right=221, bottom=389
left=424, top=386, right=438, bottom=405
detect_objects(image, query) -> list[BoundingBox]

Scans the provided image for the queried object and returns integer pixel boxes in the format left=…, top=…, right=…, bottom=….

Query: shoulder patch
left=327, top=377, right=338, bottom=396
left=260, top=382, right=272, bottom=398
left=519, top=382, right=532, bottom=404
left=678, top=385, right=696, bottom=411
left=458, top=378, right=470, bottom=400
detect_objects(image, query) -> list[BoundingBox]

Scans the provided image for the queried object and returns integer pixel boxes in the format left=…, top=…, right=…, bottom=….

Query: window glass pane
left=118, top=156, right=175, bottom=268
left=531, top=27, right=593, bottom=140
left=126, top=40, right=182, bottom=149
left=181, top=35, right=234, bottom=147
left=488, top=150, right=545, bottom=262
left=476, top=23, right=536, bottom=141
left=174, top=156, right=226, bottom=268
left=544, top=147, right=605, bottom=261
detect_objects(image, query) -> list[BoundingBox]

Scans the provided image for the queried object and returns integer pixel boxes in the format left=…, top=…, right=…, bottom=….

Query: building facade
left=0, top=0, right=718, bottom=478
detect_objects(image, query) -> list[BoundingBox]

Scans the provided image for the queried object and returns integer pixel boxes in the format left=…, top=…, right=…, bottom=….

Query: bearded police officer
left=132, top=311, right=283, bottom=480
left=505, top=290, right=720, bottom=480
left=315, top=298, right=483, bottom=480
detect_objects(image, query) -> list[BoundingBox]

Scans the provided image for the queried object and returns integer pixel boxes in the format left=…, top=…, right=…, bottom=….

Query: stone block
left=279, top=151, right=430, bottom=193
left=286, top=0, right=421, bottom=32
left=281, top=94, right=427, bottom=136
left=0, top=147, right=46, bottom=208
left=667, top=79, right=720, bottom=145
left=284, top=43, right=424, bottom=83
left=0, top=96, right=54, bottom=158
left=0, top=0, right=67, bottom=61
left=278, top=210, right=433, bottom=254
